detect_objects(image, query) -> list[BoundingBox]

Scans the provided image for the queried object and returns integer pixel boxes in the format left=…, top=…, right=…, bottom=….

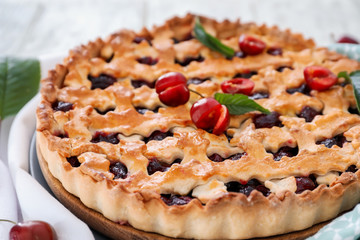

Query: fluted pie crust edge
left=36, top=14, right=360, bottom=239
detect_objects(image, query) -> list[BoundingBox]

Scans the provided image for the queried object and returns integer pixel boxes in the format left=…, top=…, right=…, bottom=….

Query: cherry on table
left=221, top=78, right=255, bottom=95
left=303, top=66, right=337, bottom=91
left=9, top=220, right=57, bottom=240
left=190, top=98, right=230, bottom=135
left=238, top=34, right=266, bottom=56
left=155, top=72, right=190, bottom=107
left=337, top=35, right=359, bottom=44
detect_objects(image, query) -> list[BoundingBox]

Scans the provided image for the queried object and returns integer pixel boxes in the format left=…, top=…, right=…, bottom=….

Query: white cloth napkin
left=7, top=54, right=95, bottom=240
left=0, top=160, right=18, bottom=240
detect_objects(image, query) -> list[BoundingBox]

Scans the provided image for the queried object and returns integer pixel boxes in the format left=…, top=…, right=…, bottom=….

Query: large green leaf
left=338, top=70, right=360, bottom=113
left=194, top=17, right=235, bottom=58
left=214, top=93, right=271, bottom=115
left=0, top=57, right=40, bottom=120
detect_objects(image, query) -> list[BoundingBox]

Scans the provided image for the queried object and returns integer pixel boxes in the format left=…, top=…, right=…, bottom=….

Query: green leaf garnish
left=194, top=17, right=235, bottom=58
left=0, top=57, right=40, bottom=120
left=338, top=70, right=360, bottom=113
left=214, top=93, right=271, bottom=115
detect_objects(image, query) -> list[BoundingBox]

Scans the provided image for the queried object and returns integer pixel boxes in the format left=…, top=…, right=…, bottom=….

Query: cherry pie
left=36, top=14, right=360, bottom=239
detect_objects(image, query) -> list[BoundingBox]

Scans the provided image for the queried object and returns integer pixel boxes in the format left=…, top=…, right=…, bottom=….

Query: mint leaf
left=215, top=93, right=271, bottom=115
left=338, top=70, right=360, bottom=113
left=337, top=71, right=352, bottom=85
left=194, top=17, right=235, bottom=58
left=0, top=57, right=40, bottom=120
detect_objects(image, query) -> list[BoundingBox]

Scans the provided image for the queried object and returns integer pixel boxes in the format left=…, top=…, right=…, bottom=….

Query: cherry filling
left=208, top=153, right=223, bottom=162
left=133, top=36, right=152, bottom=45
left=136, top=56, right=158, bottom=65
left=271, top=146, right=298, bottom=161
left=143, top=131, right=173, bottom=142
left=55, top=131, right=68, bottom=138
left=147, top=158, right=182, bottom=175
left=227, top=51, right=248, bottom=60
left=208, top=152, right=246, bottom=162
left=346, top=165, right=358, bottom=173
left=224, top=132, right=233, bottom=142
left=67, top=156, right=80, bottom=167
left=286, top=83, right=311, bottom=96
left=161, top=194, right=193, bottom=206
left=88, top=74, right=117, bottom=90
left=276, top=66, right=293, bottom=72
left=233, top=71, right=258, bottom=79
left=228, top=152, right=246, bottom=160
left=348, top=107, right=359, bottom=115
left=267, top=47, right=283, bottom=56
left=147, top=158, right=167, bottom=175
left=295, top=176, right=317, bottom=194
left=226, top=179, right=270, bottom=197
left=253, top=111, right=283, bottom=128
left=109, top=161, right=128, bottom=179
left=91, top=132, right=120, bottom=144
left=135, top=106, right=160, bottom=115
left=172, top=33, right=194, bottom=44
left=104, top=53, right=114, bottom=63
left=248, top=92, right=269, bottom=100
left=175, top=55, right=204, bottom=66
left=232, top=51, right=247, bottom=59
left=131, top=79, right=155, bottom=89
left=52, top=101, right=73, bottom=112
left=187, top=77, right=210, bottom=85
left=316, top=134, right=347, bottom=148
left=298, top=106, right=321, bottom=122
left=95, top=107, right=115, bottom=115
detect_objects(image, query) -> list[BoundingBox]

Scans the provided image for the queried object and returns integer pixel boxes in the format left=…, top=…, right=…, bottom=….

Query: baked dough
left=36, top=14, right=360, bottom=239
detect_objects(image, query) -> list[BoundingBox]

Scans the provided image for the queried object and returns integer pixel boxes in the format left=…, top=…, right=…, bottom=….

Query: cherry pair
left=156, top=72, right=252, bottom=135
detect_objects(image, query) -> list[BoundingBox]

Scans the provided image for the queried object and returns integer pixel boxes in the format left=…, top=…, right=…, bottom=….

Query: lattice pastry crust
left=36, top=14, right=360, bottom=239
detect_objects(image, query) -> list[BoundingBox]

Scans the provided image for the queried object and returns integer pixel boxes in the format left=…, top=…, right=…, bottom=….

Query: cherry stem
left=189, top=88, right=205, bottom=98
left=0, top=219, right=16, bottom=225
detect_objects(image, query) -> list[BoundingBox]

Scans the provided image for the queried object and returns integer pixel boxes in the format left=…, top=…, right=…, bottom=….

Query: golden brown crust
left=36, top=13, right=360, bottom=239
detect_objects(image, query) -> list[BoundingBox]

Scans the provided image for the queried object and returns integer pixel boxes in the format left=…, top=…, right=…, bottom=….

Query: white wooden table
left=1, top=0, right=360, bottom=58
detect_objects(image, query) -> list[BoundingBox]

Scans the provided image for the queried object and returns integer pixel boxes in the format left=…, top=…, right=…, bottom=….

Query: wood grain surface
left=36, top=141, right=331, bottom=240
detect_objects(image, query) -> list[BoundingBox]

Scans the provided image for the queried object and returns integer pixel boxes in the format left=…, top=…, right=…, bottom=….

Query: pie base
left=35, top=14, right=360, bottom=239
left=36, top=138, right=334, bottom=240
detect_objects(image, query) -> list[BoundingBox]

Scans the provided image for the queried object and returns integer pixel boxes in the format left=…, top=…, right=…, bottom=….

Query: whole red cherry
left=221, top=78, right=255, bottom=95
left=337, top=35, right=359, bottom=44
left=9, top=220, right=57, bottom=240
left=303, top=66, right=337, bottom=91
left=190, top=98, right=230, bottom=135
left=155, top=72, right=190, bottom=107
left=238, top=34, right=266, bottom=55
